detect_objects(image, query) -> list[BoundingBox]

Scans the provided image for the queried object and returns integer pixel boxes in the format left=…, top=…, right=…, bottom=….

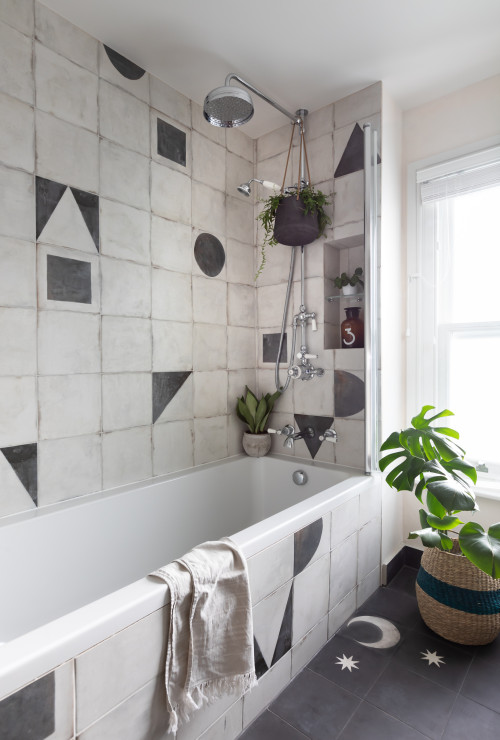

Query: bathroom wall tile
left=257, top=282, right=289, bottom=329
left=292, top=276, right=325, bottom=323
left=226, top=195, right=254, bottom=243
left=150, top=75, right=191, bottom=127
left=228, top=369, right=256, bottom=414
left=293, top=370, right=334, bottom=416
left=153, top=372, right=193, bottom=423
left=35, top=3, right=98, bottom=72
left=100, top=139, right=150, bottom=210
left=334, top=81, right=382, bottom=129
left=100, top=79, right=149, bottom=155
left=38, top=311, right=100, bottom=374
left=307, top=104, right=334, bottom=140
left=102, top=318, right=151, bottom=371
left=76, top=606, right=168, bottom=732
left=193, top=323, right=227, bottom=371
left=152, top=268, right=192, bottom=322
left=153, top=419, right=194, bottom=476
left=100, top=199, right=150, bottom=264
left=228, top=283, right=255, bottom=327
left=331, top=494, right=360, bottom=548
left=36, top=111, right=98, bottom=194
left=194, top=416, right=228, bottom=465
left=247, top=535, right=294, bottom=606
left=151, top=216, right=192, bottom=273
left=226, top=152, right=253, bottom=198
left=192, top=229, right=227, bottom=280
left=257, top=369, right=294, bottom=413
left=329, top=532, right=358, bottom=610
left=255, top=241, right=294, bottom=288
left=192, top=131, right=226, bottom=191
left=0, top=92, right=34, bottom=172
left=359, top=477, right=382, bottom=527
left=37, top=244, right=100, bottom=313
left=101, top=257, right=151, bottom=317
left=334, top=418, right=365, bottom=468
left=192, top=181, right=225, bottom=234
left=102, top=373, right=152, bottom=431
left=102, top=426, right=152, bottom=489
left=0, top=237, right=36, bottom=307
left=193, top=370, right=228, bottom=417
left=302, top=133, right=334, bottom=184
left=228, top=326, right=256, bottom=370
left=192, top=276, right=227, bottom=325
left=357, top=566, right=380, bottom=607
left=153, top=319, right=192, bottom=372
left=0, top=165, right=35, bottom=241
left=253, top=581, right=293, bottom=676
left=36, top=182, right=99, bottom=255
left=35, top=43, right=98, bottom=132
left=358, top=517, right=382, bottom=581
left=226, top=238, right=255, bottom=285
left=0, top=308, right=36, bottom=375
left=177, top=694, right=242, bottom=740
left=0, top=21, right=33, bottom=104
left=0, top=376, right=37, bottom=447
left=333, top=170, right=364, bottom=227
left=334, top=347, right=364, bottom=370
left=0, top=0, right=33, bottom=35
left=328, top=588, right=357, bottom=638
left=242, top=653, right=292, bottom=728
left=38, top=374, right=101, bottom=439
left=292, top=552, right=330, bottom=644
left=191, top=101, right=225, bottom=147
left=38, top=433, right=101, bottom=505
left=255, top=151, right=288, bottom=193
left=193, top=698, right=243, bottom=740
left=294, top=514, right=331, bottom=575
left=78, top=674, right=173, bottom=740
left=227, top=409, right=245, bottom=456
left=226, top=127, right=254, bottom=163
left=152, top=111, right=191, bottom=176
left=257, top=123, right=291, bottom=162
left=291, top=615, right=328, bottom=677
left=99, top=43, right=149, bottom=103
left=151, top=160, right=191, bottom=224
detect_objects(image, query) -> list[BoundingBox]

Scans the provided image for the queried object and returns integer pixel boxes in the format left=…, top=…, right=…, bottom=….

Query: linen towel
left=150, top=537, right=257, bottom=733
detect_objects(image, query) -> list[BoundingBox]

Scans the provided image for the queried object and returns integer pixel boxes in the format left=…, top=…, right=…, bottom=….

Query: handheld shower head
left=203, top=85, right=254, bottom=128
left=237, top=181, right=252, bottom=197
left=236, top=179, right=281, bottom=197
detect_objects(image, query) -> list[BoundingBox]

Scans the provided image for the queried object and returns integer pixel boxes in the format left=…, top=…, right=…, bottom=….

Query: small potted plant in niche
left=236, top=387, right=281, bottom=457
left=333, top=267, right=364, bottom=296
left=380, top=405, right=500, bottom=645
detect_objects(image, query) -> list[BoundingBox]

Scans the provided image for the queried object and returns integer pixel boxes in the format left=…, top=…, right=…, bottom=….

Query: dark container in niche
left=103, top=44, right=146, bottom=80
left=194, top=233, right=225, bottom=277
left=157, top=118, right=186, bottom=167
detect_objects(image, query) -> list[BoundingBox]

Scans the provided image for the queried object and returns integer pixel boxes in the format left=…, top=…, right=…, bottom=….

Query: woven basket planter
left=416, top=541, right=500, bottom=645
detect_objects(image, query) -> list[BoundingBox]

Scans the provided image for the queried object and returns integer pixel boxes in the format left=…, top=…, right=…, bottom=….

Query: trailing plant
left=256, top=185, right=331, bottom=279
left=333, top=267, right=364, bottom=289
left=380, top=405, right=500, bottom=578
left=236, top=387, right=281, bottom=434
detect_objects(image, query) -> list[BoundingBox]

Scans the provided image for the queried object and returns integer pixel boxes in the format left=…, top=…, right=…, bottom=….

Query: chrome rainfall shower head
left=203, top=85, right=254, bottom=128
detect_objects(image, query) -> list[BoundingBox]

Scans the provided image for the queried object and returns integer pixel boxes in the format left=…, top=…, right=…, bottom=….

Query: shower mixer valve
left=287, top=307, right=325, bottom=381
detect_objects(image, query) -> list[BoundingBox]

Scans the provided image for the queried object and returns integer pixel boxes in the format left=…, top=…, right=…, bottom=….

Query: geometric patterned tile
left=0, top=672, right=55, bottom=740
left=193, top=232, right=225, bottom=277
left=294, top=518, right=323, bottom=575
left=157, top=118, right=186, bottom=167
left=103, top=44, right=146, bottom=80
left=334, top=370, right=364, bottom=417
left=152, top=371, right=191, bottom=423
left=1, top=442, right=37, bottom=505
left=294, top=414, right=334, bottom=459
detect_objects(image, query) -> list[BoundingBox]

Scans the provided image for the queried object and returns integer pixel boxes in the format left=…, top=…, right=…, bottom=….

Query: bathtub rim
left=0, top=456, right=371, bottom=700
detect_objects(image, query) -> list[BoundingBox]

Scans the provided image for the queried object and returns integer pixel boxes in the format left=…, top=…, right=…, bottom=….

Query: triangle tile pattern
left=152, top=371, right=191, bottom=423
left=294, top=414, right=334, bottom=459
left=103, top=45, right=146, bottom=80
left=334, top=370, right=365, bottom=417
left=37, top=188, right=97, bottom=255
left=271, top=584, right=293, bottom=665
left=1, top=443, right=38, bottom=505
left=254, top=582, right=294, bottom=678
left=70, top=187, right=99, bottom=251
left=36, top=177, right=99, bottom=253
left=294, top=518, right=323, bottom=576
left=334, top=123, right=381, bottom=178
left=36, top=176, right=66, bottom=238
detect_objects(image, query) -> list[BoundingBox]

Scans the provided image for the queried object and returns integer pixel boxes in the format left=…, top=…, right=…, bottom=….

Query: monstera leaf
left=459, top=522, right=500, bottom=579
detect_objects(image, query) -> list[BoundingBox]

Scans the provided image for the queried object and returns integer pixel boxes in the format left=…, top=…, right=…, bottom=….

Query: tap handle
left=311, top=317, right=317, bottom=331
left=319, top=429, right=337, bottom=443
left=267, top=428, right=279, bottom=435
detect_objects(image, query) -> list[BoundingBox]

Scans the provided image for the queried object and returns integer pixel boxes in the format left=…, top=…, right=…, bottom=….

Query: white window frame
left=406, top=136, right=500, bottom=496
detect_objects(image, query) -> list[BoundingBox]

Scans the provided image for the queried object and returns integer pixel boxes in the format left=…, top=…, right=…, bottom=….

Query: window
left=408, top=145, right=500, bottom=484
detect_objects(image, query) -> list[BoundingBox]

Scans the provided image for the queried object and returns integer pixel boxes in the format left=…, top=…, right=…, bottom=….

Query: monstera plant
left=380, top=405, right=500, bottom=578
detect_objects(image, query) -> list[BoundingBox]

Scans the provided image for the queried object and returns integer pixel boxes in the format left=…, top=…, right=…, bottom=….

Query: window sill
left=474, top=480, right=500, bottom=500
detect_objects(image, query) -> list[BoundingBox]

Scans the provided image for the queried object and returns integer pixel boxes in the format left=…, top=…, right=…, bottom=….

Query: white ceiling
left=40, top=0, right=500, bottom=138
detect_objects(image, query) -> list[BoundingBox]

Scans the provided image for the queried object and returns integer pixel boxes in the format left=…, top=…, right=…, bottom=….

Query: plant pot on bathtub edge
left=237, top=387, right=281, bottom=458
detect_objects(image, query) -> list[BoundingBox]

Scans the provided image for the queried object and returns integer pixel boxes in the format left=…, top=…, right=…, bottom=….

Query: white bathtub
left=0, top=454, right=372, bottom=704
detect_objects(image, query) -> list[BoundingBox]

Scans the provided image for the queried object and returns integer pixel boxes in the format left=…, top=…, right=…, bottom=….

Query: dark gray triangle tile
left=1, top=443, right=37, bottom=504
left=271, top=668, right=360, bottom=740
left=366, top=662, right=456, bottom=740
left=240, top=710, right=308, bottom=739
left=442, top=694, right=500, bottom=738
left=272, top=583, right=293, bottom=665
left=294, top=518, right=323, bottom=575
left=294, top=414, right=334, bottom=459
left=334, top=370, right=364, bottom=417
left=70, top=187, right=99, bottom=251
left=254, top=636, right=269, bottom=679
left=338, top=700, right=429, bottom=740
left=103, top=44, right=146, bottom=79
left=334, top=123, right=381, bottom=178
left=152, top=371, right=191, bottom=423
left=35, top=176, right=67, bottom=238
left=0, top=671, right=55, bottom=740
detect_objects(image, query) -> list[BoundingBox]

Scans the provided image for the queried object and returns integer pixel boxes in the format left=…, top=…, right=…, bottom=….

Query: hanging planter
left=256, top=119, right=331, bottom=278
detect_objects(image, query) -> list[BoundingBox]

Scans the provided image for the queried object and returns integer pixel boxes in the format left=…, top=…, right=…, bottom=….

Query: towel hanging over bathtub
left=150, top=537, right=257, bottom=733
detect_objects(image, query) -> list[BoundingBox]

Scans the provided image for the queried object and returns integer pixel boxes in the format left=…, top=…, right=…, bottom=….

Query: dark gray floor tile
left=387, top=566, right=418, bottom=597
left=309, top=633, right=391, bottom=698
left=337, top=700, right=429, bottom=740
left=460, top=652, right=500, bottom=713
left=240, top=710, right=308, bottom=739
left=271, top=669, right=360, bottom=740
left=411, top=616, right=477, bottom=654
left=366, top=661, right=456, bottom=740
left=473, top=632, right=500, bottom=660
left=393, top=629, right=473, bottom=691
left=442, top=695, right=500, bottom=739
left=355, top=587, right=421, bottom=627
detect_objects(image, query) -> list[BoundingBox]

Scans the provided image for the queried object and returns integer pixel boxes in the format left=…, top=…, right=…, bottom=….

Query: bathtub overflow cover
left=292, top=470, right=308, bottom=486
